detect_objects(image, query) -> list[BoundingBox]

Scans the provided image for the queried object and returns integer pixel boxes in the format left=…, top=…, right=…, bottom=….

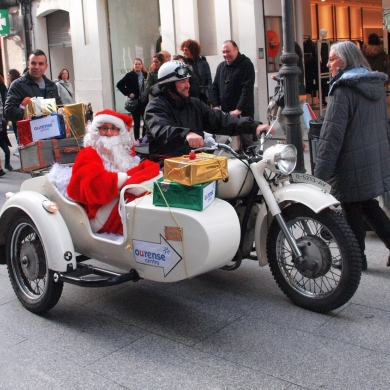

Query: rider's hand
left=229, top=109, right=242, bottom=117
left=186, top=132, right=204, bottom=149
left=256, top=123, right=273, bottom=136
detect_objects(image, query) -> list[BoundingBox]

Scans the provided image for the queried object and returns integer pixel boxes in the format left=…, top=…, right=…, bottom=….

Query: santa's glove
left=21, top=97, right=31, bottom=108
left=123, top=160, right=161, bottom=196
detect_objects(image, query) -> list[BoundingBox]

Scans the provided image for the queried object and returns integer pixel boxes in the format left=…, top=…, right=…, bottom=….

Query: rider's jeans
left=341, top=199, right=390, bottom=257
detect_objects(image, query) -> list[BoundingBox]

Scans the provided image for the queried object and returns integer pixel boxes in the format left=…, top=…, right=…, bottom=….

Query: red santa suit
left=67, top=109, right=161, bottom=235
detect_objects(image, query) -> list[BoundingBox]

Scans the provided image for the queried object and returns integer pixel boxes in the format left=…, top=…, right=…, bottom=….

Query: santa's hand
left=185, top=132, right=204, bottom=148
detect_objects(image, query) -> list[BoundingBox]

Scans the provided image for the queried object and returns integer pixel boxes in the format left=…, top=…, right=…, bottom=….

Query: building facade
left=0, top=0, right=385, bottom=123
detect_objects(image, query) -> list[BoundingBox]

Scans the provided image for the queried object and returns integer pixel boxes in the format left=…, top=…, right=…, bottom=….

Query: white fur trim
left=90, top=197, right=119, bottom=233
left=125, top=172, right=163, bottom=196
left=92, top=114, right=127, bottom=133
left=117, top=172, right=128, bottom=189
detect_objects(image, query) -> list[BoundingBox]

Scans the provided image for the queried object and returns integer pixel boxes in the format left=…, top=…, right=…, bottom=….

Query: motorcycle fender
left=254, top=183, right=339, bottom=267
left=0, top=191, right=77, bottom=272
left=273, top=183, right=339, bottom=213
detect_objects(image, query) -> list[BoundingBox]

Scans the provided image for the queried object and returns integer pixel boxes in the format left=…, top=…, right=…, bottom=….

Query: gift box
left=163, top=153, right=228, bottom=186
left=64, top=103, right=86, bottom=137
left=30, top=114, right=64, bottom=141
left=153, top=178, right=216, bottom=211
left=17, top=119, right=33, bottom=145
left=24, top=97, right=57, bottom=119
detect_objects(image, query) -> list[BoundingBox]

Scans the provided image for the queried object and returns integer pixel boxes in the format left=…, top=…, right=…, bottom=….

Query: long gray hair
left=331, top=41, right=371, bottom=71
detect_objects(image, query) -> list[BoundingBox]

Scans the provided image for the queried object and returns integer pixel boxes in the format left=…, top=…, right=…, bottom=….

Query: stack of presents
left=153, top=153, right=228, bottom=211
left=17, top=98, right=86, bottom=172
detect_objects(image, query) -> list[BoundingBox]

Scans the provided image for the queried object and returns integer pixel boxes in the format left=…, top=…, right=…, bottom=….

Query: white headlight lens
left=274, top=145, right=297, bottom=174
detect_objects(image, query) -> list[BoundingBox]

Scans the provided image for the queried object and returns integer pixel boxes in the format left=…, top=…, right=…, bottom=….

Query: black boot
left=0, top=168, right=5, bottom=177
left=5, top=163, right=13, bottom=171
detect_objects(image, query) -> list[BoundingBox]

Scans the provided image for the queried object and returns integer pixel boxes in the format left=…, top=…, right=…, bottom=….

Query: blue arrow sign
left=133, top=235, right=183, bottom=277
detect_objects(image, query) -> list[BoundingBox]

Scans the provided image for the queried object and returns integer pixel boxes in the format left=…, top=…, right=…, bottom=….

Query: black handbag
left=273, top=80, right=285, bottom=107
left=125, top=97, right=139, bottom=112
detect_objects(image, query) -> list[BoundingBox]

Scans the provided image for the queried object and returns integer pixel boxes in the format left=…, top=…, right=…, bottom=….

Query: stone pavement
left=0, top=132, right=390, bottom=389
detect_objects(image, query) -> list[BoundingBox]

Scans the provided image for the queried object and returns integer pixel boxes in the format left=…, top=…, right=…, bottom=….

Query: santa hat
left=90, top=109, right=133, bottom=133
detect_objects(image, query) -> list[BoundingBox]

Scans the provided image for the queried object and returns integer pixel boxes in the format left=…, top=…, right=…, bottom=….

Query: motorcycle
left=0, top=131, right=362, bottom=315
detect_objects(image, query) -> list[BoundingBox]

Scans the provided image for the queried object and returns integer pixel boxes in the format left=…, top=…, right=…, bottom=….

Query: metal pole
left=280, top=0, right=305, bottom=172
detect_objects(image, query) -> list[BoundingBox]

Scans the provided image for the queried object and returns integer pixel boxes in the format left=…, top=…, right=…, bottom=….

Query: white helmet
left=158, top=60, right=191, bottom=85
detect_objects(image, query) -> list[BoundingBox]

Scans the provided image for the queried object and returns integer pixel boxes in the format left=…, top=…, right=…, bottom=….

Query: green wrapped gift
left=153, top=178, right=216, bottom=211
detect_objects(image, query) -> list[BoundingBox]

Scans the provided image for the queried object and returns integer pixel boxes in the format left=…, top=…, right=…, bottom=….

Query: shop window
left=107, top=0, right=161, bottom=113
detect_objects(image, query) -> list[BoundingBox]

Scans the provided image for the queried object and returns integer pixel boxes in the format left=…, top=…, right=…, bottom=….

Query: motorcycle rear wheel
left=6, top=212, right=63, bottom=314
left=267, top=204, right=362, bottom=313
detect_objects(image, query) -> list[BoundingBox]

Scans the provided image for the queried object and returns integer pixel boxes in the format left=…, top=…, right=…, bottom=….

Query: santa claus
left=67, top=109, right=161, bottom=235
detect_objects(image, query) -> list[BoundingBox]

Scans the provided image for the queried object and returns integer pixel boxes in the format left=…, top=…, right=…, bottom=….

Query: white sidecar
left=0, top=173, right=240, bottom=290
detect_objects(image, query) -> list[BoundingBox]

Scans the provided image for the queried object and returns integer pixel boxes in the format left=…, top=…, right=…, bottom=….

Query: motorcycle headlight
left=263, top=144, right=297, bottom=175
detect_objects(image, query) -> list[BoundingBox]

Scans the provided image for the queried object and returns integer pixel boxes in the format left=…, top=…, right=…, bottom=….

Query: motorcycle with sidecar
left=0, top=137, right=362, bottom=314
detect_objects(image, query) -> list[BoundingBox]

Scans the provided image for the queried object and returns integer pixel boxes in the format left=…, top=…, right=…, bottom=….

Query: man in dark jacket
left=314, top=41, right=390, bottom=270
left=212, top=40, right=256, bottom=152
left=4, top=49, right=62, bottom=124
left=145, top=60, right=269, bottom=161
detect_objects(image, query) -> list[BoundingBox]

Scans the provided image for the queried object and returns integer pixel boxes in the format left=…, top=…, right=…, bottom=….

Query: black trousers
left=341, top=199, right=390, bottom=256
left=131, top=102, right=147, bottom=140
left=0, top=139, right=10, bottom=165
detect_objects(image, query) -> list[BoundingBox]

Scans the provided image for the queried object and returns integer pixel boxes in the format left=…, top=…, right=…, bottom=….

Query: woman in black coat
left=116, top=58, right=148, bottom=141
left=0, top=75, right=11, bottom=175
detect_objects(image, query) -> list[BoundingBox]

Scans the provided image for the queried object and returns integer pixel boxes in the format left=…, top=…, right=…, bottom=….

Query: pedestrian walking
left=314, top=41, right=390, bottom=270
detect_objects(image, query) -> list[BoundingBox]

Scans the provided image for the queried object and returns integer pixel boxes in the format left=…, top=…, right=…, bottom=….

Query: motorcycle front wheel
left=267, top=204, right=362, bottom=313
left=6, top=212, right=64, bottom=314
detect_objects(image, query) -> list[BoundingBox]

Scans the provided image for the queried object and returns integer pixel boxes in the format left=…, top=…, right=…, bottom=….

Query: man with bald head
left=212, top=40, right=256, bottom=152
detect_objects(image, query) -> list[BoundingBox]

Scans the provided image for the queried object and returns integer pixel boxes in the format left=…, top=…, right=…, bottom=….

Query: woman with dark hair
left=145, top=53, right=166, bottom=97
left=117, top=58, right=148, bottom=141
left=180, top=39, right=212, bottom=103
left=361, top=33, right=388, bottom=73
left=56, top=68, right=75, bottom=104
left=314, top=41, right=390, bottom=270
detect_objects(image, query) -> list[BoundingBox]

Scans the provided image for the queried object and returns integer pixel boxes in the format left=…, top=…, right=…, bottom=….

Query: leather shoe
left=5, top=163, right=13, bottom=171
left=0, top=169, right=5, bottom=177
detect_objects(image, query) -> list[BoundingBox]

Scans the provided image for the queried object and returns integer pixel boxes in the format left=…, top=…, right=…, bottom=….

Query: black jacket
left=212, top=53, right=255, bottom=117
left=4, top=73, right=62, bottom=123
left=314, top=68, right=390, bottom=202
left=145, top=89, right=259, bottom=160
left=116, top=70, right=148, bottom=98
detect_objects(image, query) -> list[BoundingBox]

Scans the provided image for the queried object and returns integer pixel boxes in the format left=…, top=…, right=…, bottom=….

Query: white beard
left=94, top=135, right=138, bottom=172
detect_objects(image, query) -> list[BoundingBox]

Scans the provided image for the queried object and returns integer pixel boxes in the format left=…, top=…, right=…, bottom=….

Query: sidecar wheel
left=6, top=212, right=63, bottom=314
left=267, top=204, right=362, bottom=313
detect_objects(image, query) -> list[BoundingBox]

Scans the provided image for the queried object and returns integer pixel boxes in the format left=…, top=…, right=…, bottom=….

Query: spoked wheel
left=266, top=204, right=362, bottom=313
left=6, top=212, right=63, bottom=313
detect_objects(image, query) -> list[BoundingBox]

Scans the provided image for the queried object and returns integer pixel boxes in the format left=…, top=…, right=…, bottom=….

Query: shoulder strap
left=58, top=81, right=73, bottom=98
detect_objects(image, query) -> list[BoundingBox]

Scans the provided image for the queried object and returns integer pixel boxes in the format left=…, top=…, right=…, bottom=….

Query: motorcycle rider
left=145, top=60, right=270, bottom=162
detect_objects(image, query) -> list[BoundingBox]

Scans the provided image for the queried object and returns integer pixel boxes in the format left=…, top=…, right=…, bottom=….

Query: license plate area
left=290, top=173, right=332, bottom=193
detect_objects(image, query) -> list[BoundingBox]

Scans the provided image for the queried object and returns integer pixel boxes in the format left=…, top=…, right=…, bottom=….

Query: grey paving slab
left=85, top=282, right=243, bottom=347
left=315, top=304, right=390, bottom=354
left=87, top=333, right=291, bottom=390
left=194, top=314, right=390, bottom=389
left=0, top=341, right=127, bottom=390
left=0, top=299, right=149, bottom=367
left=0, top=272, right=17, bottom=306
left=140, top=262, right=341, bottom=333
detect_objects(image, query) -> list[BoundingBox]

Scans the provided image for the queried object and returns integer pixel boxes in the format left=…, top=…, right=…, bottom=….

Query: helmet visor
left=159, top=65, right=191, bottom=83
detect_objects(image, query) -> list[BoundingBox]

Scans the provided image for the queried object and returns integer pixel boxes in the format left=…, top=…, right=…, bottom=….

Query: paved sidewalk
left=1, top=132, right=390, bottom=389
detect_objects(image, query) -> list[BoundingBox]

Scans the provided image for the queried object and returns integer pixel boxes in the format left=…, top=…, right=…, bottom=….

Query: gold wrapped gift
left=24, top=98, right=57, bottom=119
left=64, top=103, right=86, bottom=137
left=164, top=153, right=228, bottom=186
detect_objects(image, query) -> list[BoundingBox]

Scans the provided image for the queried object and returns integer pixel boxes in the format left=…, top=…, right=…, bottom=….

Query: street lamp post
left=279, top=0, right=305, bottom=172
